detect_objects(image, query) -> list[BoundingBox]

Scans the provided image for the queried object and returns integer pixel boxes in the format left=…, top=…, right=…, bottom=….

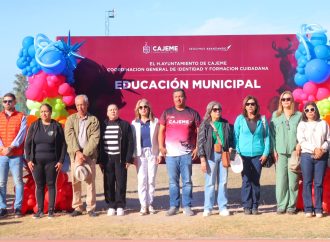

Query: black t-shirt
left=34, top=124, right=56, bottom=161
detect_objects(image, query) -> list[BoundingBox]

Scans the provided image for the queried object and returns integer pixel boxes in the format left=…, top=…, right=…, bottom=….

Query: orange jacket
left=0, top=110, right=25, bottom=156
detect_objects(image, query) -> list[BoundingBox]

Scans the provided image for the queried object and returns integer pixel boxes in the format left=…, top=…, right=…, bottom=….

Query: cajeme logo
left=143, top=42, right=179, bottom=54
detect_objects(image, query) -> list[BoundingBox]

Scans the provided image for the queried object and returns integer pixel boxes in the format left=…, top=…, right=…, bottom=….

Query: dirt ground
left=1, top=164, right=330, bottom=240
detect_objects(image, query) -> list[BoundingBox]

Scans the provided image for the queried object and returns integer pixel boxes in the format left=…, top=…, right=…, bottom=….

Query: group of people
left=0, top=88, right=329, bottom=219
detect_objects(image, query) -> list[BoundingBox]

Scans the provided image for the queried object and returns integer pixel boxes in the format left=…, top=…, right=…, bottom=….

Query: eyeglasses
left=139, top=105, right=149, bottom=110
left=245, top=102, right=256, bottom=107
left=304, top=108, right=315, bottom=113
left=281, top=97, right=291, bottom=102
left=212, top=108, right=222, bottom=112
left=3, top=100, right=13, bottom=104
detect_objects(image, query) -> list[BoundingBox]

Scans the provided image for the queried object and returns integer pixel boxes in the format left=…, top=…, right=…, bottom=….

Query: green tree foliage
left=12, top=74, right=28, bottom=114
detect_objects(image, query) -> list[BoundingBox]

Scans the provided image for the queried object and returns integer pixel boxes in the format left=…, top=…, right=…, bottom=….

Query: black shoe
left=88, top=211, right=98, bottom=217
left=0, top=208, right=7, bottom=218
left=244, top=208, right=252, bottom=215
left=70, top=210, right=83, bottom=217
left=48, top=210, right=55, bottom=219
left=252, top=208, right=259, bottom=215
left=14, top=209, right=22, bottom=218
left=33, top=210, right=44, bottom=219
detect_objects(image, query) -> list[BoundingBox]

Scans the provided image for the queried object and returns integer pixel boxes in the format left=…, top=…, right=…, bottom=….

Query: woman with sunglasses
left=198, top=101, right=233, bottom=216
left=25, top=103, right=66, bottom=219
left=297, top=101, right=330, bottom=218
left=131, top=99, right=161, bottom=215
left=234, top=95, right=270, bottom=215
left=270, top=91, right=301, bottom=215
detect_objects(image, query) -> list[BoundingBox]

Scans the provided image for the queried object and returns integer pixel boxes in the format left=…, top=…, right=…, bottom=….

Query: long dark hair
left=301, top=101, right=320, bottom=122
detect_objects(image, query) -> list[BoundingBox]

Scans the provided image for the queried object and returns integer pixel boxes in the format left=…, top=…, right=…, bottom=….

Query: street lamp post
left=105, top=9, right=115, bottom=36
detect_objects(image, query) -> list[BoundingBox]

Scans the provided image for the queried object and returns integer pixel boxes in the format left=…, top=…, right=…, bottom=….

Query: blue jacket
left=234, top=114, right=270, bottom=157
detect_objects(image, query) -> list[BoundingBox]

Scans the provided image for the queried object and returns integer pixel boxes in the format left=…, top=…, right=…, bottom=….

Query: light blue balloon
left=298, top=56, right=308, bottom=67
left=296, top=67, right=305, bottom=74
left=22, top=36, right=34, bottom=48
left=314, top=45, right=330, bottom=59
left=305, top=58, right=330, bottom=83
left=310, top=33, right=327, bottom=46
left=28, top=45, right=36, bottom=58
left=295, top=50, right=303, bottom=60
left=294, top=73, right=308, bottom=86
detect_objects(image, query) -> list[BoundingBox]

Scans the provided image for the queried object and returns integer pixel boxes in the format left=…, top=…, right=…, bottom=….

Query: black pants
left=104, top=155, right=127, bottom=209
left=33, top=159, right=57, bottom=211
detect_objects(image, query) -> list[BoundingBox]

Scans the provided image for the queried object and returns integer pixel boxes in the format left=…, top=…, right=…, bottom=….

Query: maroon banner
left=68, top=35, right=298, bottom=123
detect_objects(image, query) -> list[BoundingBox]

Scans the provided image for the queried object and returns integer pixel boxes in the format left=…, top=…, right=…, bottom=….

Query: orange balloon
left=323, top=114, right=330, bottom=125
left=27, top=115, right=38, bottom=127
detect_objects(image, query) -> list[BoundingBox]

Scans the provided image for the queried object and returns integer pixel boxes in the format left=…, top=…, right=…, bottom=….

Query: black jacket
left=100, top=118, right=134, bottom=164
left=197, top=118, right=233, bottom=160
left=24, top=119, right=67, bottom=163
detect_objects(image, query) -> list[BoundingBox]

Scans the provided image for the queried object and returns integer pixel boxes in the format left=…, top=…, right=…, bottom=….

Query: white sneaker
left=107, top=208, right=116, bottom=216
left=148, top=205, right=156, bottom=214
left=316, top=213, right=323, bottom=218
left=305, top=212, right=313, bottom=218
left=219, top=209, right=230, bottom=216
left=203, top=210, right=211, bottom=217
left=140, top=207, right=148, bottom=216
left=117, top=208, right=124, bottom=216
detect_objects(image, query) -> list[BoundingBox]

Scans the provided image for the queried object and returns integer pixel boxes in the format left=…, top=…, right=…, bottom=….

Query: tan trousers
left=71, top=157, right=96, bottom=212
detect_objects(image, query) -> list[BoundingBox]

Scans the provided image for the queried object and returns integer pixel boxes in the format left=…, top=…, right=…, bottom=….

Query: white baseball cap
left=230, top=154, right=243, bottom=173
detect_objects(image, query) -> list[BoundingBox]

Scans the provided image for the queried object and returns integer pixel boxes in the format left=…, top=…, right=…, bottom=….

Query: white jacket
left=131, top=118, right=159, bottom=157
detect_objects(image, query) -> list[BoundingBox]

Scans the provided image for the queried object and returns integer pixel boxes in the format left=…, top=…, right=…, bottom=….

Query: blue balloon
left=16, top=58, right=25, bottom=69
left=39, top=50, right=66, bottom=75
left=294, top=73, right=308, bottom=86
left=296, top=67, right=305, bottom=74
left=298, top=56, right=308, bottom=67
left=22, top=36, right=34, bottom=48
left=314, top=45, right=330, bottom=59
left=305, top=58, right=330, bottom=83
left=295, top=50, right=303, bottom=60
left=310, top=33, right=328, bottom=46
left=28, top=45, right=36, bottom=58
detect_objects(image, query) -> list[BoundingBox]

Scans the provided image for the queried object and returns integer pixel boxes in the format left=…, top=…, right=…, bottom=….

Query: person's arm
left=57, top=123, right=67, bottom=163
left=233, top=116, right=241, bottom=154
left=321, top=121, right=330, bottom=151
left=24, top=122, right=35, bottom=161
left=158, top=124, right=166, bottom=156
left=64, top=116, right=81, bottom=155
left=262, top=118, right=270, bottom=157
left=126, top=123, right=134, bottom=164
left=10, top=115, right=27, bottom=148
left=82, top=117, right=100, bottom=157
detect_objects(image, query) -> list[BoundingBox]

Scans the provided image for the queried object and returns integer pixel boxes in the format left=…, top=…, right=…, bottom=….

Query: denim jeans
left=204, top=152, right=228, bottom=212
left=165, top=153, right=192, bottom=208
left=0, top=156, right=24, bottom=209
left=300, top=153, right=327, bottom=214
left=241, top=155, right=262, bottom=209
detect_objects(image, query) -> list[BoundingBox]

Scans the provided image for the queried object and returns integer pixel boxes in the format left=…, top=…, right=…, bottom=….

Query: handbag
left=289, top=150, right=301, bottom=173
left=210, top=122, right=230, bottom=168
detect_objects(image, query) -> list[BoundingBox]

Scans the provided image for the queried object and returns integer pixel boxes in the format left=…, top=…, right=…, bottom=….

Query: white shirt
left=297, top=120, right=330, bottom=154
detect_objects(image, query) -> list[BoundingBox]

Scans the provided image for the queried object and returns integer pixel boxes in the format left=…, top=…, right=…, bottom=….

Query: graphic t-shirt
left=159, top=107, right=201, bottom=156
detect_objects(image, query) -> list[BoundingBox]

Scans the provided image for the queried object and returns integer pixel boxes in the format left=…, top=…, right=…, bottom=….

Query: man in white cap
left=65, top=94, right=100, bottom=217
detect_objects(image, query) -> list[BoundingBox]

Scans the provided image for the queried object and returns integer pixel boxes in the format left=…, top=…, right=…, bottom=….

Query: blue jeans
left=204, top=152, right=228, bottom=212
left=0, top=156, right=24, bottom=209
left=165, top=154, right=192, bottom=208
left=300, top=153, right=327, bottom=214
left=241, top=155, right=262, bottom=209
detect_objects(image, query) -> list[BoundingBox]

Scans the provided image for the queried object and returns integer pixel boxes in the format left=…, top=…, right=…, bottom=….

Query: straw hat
left=74, top=163, right=92, bottom=181
left=230, top=154, right=243, bottom=173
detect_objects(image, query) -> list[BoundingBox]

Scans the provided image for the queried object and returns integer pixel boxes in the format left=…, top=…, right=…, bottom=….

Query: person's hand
left=27, top=161, right=34, bottom=172
left=274, top=151, right=278, bottom=162
left=159, top=147, right=167, bottom=157
left=75, top=151, right=86, bottom=164
left=125, top=162, right=131, bottom=169
left=133, top=158, right=138, bottom=167
left=259, top=155, right=267, bottom=164
left=191, top=148, right=198, bottom=160
left=296, top=144, right=301, bottom=157
left=156, top=156, right=162, bottom=164
left=3, top=146, right=13, bottom=156
left=314, top=148, right=324, bottom=159
left=55, top=162, right=63, bottom=172
left=200, top=157, right=207, bottom=173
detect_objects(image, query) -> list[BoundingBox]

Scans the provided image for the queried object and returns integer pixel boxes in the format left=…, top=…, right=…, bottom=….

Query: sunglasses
left=3, top=100, right=13, bottom=104
left=245, top=102, right=256, bottom=107
left=212, top=108, right=222, bottom=112
left=139, top=105, right=149, bottom=110
left=281, top=97, right=291, bottom=102
left=304, top=108, right=315, bottom=113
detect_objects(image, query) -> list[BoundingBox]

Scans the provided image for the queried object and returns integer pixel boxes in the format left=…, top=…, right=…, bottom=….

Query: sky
left=0, top=0, right=329, bottom=96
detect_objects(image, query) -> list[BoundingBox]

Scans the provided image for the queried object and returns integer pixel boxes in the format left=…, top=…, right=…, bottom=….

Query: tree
left=12, top=74, right=28, bottom=114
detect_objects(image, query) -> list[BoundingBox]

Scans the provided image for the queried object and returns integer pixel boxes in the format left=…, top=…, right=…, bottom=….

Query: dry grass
left=1, top=165, right=330, bottom=239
